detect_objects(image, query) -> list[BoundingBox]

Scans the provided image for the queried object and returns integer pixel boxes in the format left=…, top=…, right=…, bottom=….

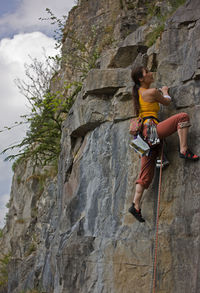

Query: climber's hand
left=161, top=86, right=168, bottom=95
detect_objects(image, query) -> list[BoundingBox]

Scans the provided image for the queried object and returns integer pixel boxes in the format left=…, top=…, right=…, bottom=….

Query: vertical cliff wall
left=1, top=0, right=200, bottom=292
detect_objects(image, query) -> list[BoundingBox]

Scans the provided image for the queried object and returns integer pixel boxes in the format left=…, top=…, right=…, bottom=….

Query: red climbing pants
left=136, top=112, right=190, bottom=189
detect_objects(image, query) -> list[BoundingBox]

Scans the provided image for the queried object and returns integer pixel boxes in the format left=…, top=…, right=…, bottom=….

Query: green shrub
left=145, top=0, right=186, bottom=47
left=146, top=24, right=165, bottom=47
left=0, top=253, right=11, bottom=289
left=1, top=10, right=103, bottom=168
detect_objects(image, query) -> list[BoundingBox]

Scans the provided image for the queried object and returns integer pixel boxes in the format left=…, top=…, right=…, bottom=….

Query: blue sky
left=0, top=0, right=75, bottom=227
left=0, top=0, right=19, bottom=16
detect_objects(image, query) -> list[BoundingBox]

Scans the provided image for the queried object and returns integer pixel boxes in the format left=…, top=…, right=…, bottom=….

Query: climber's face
left=142, top=68, right=154, bottom=84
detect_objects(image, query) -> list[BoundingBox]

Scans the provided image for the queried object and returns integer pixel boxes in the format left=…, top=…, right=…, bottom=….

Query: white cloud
left=0, top=193, right=9, bottom=228
left=0, top=32, right=57, bottom=135
left=0, top=0, right=76, bottom=230
left=0, top=32, right=58, bottom=227
left=0, top=0, right=75, bottom=38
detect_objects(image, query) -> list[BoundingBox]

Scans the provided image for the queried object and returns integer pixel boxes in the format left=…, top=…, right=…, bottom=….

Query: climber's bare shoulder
left=141, top=88, right=157, bottom=103
left=142, top=88, right=170, bottom=105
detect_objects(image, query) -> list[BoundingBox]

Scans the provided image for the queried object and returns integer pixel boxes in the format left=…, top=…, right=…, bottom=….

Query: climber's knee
left=136, top=171, right=154, bottom=189
left=136, top=180, right=149, bottom=189
left=177, top=112, right=191, bottom=129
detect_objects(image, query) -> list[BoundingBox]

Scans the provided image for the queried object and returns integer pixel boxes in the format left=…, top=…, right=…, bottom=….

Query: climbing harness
left=129, top=116, right=160, bottom=156
left=150, top=143, right=164, bottom=293
left=146, top=119, right=160, bottom=146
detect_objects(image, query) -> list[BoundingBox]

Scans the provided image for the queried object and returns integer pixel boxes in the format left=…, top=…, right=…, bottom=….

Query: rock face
left=1, top=0, right=200, bottom=292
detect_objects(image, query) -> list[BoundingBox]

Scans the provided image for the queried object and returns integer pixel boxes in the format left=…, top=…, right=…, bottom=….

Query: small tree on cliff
left=1, top=54, right=81, bottom=167
left=1, top=8, right=99, bottom=168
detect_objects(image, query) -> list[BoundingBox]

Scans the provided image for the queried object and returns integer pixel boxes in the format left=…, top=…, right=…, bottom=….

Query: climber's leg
left=132, top=145, right=159, bottom=209
left=178, top=126, right=188, bottom=154
left=156, top=112, right=198, bottom=160
left=135, top=147, right=158, bottom=189
left=133, top=183, right=145, bottom=210
left=178, top=120, right=198, bottom=160
left=156, top=113, right=190, bottom=138
left=130, top=147, right=159, bottom=221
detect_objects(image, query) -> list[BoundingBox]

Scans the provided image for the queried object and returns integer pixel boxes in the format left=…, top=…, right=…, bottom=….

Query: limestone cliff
left=1, top=0, right=200, bottom=292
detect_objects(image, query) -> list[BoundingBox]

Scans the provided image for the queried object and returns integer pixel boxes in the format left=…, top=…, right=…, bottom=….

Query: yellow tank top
left=138, top=88, right=160, bottom=124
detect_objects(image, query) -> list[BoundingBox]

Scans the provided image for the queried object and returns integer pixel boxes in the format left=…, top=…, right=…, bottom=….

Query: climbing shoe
left=179, top=149, right=199, bottom=161
left=128, top=203, right=145, bottom=223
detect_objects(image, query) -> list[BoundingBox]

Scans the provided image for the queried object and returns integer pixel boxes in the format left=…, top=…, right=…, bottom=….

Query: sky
left=0, top=0, right=75, bottom=228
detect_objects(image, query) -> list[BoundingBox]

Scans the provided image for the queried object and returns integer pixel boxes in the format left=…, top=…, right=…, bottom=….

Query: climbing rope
left=151, top=143, right=164, bottom=293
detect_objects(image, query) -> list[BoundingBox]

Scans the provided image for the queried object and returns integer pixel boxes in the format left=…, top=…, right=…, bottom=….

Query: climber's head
left=131, top=66, right=154, bottom=88
left=141, top=68, right=154, bottom=86
left=131, top=66, right=144, bottom=88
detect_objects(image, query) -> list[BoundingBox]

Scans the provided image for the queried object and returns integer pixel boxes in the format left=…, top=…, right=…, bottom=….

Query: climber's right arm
left=151, top=87, right=171, bottom=106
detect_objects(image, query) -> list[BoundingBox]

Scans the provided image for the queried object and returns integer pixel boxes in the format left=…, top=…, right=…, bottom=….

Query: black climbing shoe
left=179, top=149, right=199, bottom=161
left=128, top=203, right=145, bottom=223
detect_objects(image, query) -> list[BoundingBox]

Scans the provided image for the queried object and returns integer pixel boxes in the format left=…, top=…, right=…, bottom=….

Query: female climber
left=129, top=66, right=199, bottom=222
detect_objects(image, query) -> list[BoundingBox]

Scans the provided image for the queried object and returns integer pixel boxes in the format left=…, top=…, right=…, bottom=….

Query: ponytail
left=131, top=66, right=144, bottom=117
left=132, top=84, right=140, bottom=117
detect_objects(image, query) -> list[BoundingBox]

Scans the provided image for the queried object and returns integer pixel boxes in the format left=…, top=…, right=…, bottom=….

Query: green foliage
left=0, top=253, right=11, bottom=289
left=0, top=229, right=3, bottom=238
left=41, top=9, right=102, bottom=78
left=126, top=3, right=135, bottom=10
left=169, top=0, right=187, bottom=11
left=26, top=165, right=58, bottom=201
left=146, top=2, right=162, bottom=20
left=1, top=9, right=100, bottom=169
left=146, top=0, right=186, bottom=20
left=39, top=8, right=67, bottom=49
left=2, top=87, right=80, bottom=166
left=97, top=25, right=115, bottom=54
left=1, top=54, right=82, bottom=167
left=146, top=24, right=165, bottom=47
left=63, top=25, right=100, bottom=80
left=145, top=0, right=186, bottom=47
left=4, top=213, right=9, bottom=222
left=12, top=156, right=24, bottom=172
left=17, top=176, right=21, bottom=185
left=6, top=199, right=12, bottom=209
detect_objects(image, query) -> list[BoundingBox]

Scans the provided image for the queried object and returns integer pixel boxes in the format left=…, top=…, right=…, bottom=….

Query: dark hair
left=131, top=66, right=145, bottom=116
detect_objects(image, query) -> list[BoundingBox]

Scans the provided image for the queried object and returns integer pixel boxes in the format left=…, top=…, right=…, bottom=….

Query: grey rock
left=166, top=0, right=200, bottom=29
left=108, top=45, right=148, bottom=68
left=99, top=49, right=118, bottom=69
left=171, top=81, right=195, bottom=109
left=82, top=68, right=132, bottom=98
left=64, top=93, right=112, bottom=138
left=122, top=25, right=149, bottom=47
left=99, top=25, right=150, bottom=69
left=157, top=17, right=200, bottom=86
left=2, top=1, right=200, bottom=293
